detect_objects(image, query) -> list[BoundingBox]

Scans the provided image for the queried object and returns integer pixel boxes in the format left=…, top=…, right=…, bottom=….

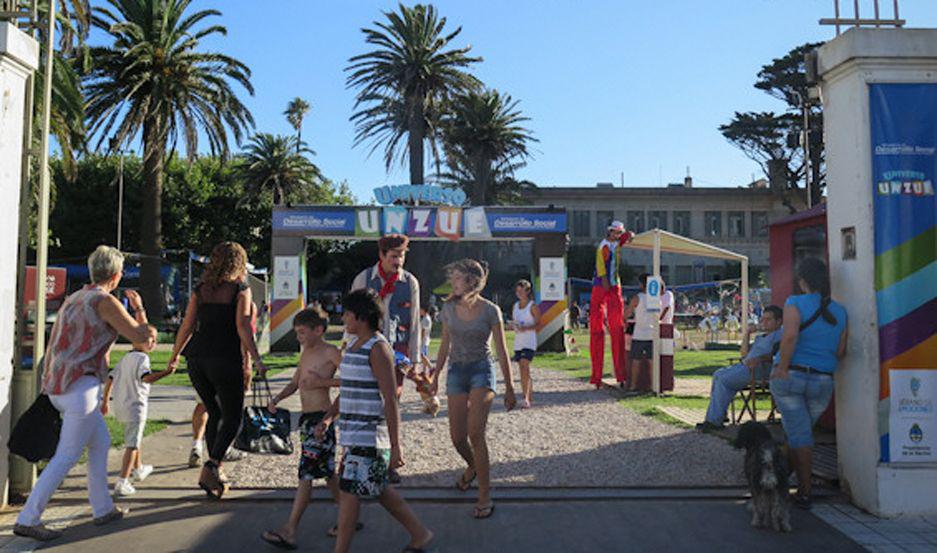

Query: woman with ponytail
left=431, top=259, right=516, bottom=519
left=770, top=257, right=848, bottom=509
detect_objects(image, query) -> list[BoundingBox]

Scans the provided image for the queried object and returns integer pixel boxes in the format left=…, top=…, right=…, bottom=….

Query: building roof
left=523, top=186, right=775, bottom=198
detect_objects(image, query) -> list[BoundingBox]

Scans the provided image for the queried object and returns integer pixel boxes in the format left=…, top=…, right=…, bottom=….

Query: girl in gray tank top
left=431, top=259, right=516, bottom=520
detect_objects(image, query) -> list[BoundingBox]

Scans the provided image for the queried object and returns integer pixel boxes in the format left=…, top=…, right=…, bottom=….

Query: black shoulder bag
left=234, top=376, right=293, bottom=455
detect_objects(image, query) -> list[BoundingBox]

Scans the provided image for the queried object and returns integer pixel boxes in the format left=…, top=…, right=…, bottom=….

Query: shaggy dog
left=734, top=421, right=792, bottom=532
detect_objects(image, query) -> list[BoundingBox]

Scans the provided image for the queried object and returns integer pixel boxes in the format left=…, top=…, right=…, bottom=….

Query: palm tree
left=284, top=97, right=310, bottom=152
left=346, top=3, right=481, bottom=185
left=238, top=133, right=321, bottom=206
left=20, top=1, right=92, bottom=177
left=85, top=0, right=254, bottom=320
left=440, top=88, right=536, bottom=205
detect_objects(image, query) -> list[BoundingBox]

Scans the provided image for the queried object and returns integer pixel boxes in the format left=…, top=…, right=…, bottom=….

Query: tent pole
left=652, top=230, right=661, bottom=396
left=741, top=258, right=749, bottom=346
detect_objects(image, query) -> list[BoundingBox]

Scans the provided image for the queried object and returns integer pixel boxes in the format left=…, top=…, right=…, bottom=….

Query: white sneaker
left=113, top=478, right=136, bottom=497
left=132, top=465, right=154, bottom=482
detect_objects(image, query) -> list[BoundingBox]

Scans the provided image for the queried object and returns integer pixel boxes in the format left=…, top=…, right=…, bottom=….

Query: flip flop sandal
left=326, top=522, right=364, bottom=537
left=473, top=503, right=495, bottom=519
left=455, top=470, right=476, bottom=491
left=261, top=530, right=297, bottom=550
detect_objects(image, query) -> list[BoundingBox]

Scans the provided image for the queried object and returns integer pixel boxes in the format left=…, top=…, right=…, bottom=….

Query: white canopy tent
left=623, top=228, right=750, bottom=395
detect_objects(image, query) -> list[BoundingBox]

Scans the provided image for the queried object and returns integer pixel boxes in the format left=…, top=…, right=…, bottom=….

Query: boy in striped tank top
left=317, top=289, right=433, bottom=552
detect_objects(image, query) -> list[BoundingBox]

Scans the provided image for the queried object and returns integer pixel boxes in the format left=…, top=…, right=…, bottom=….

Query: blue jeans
left=770, top=371, right=834, bottom=448
left=447, top=358, right=497, bottom=396
left=705, top=363, right=768, bottom=424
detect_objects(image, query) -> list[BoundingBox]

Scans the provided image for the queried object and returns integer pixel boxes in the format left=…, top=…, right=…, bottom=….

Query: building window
left=571, top=210, right=591, bottom=238
left=626, top=211, right=645, bottom=233
left=596, top=210, right=614, bottom=238
left=728, top=211, right=745, bottom=237
left=648, top=211, right=668, bottom=231
left=676, top=265, right=693, bottom=284
left=752, top=211, right=769, bottom=237
left=705, top=211, right=722, bottom=237
left=673, top=211, right=691, bottom=237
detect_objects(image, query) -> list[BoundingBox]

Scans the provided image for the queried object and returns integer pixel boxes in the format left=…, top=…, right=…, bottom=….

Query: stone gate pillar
left=818, top=28, right=937, bottom=516
left=0, top=21, right=38, bottom=508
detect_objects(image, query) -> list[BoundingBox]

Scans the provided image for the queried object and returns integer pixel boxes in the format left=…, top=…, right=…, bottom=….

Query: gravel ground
left=226, top=366, right=744, bottom=488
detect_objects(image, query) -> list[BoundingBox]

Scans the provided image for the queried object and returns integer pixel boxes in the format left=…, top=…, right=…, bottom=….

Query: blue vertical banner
left=869, top=84, right=937, bottom=463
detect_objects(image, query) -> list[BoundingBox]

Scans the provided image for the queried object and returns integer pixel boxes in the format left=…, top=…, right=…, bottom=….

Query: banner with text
left=870, top=84, right=937, bottom=463
left=273, top=207, right=567, bottom=241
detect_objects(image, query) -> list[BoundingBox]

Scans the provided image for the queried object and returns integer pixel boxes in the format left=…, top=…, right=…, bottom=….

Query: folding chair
left=730, top=359, right=777, bottom=424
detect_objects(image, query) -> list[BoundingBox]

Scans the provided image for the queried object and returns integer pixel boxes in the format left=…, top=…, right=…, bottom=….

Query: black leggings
left=187, top=356, right=244, bottom=462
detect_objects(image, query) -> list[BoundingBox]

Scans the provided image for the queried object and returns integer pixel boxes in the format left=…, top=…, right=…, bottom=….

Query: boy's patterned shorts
left=298, top=412, right=336, bottom=481
left=338, top=446, right=390, bottom=499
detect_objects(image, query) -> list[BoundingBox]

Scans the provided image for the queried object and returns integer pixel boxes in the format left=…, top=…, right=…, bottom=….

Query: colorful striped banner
left=870, top=84, right=937, bottom=463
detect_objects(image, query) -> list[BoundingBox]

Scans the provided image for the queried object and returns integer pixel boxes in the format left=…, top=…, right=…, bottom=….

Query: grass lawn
left=533, top=329, right=740, bottom=380
left=109, top=350, right=294, bottom=387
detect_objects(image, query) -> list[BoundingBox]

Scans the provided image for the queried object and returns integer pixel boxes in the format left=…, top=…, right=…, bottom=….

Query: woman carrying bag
left=14, top=246, right=157, bottom=542
left=169, top=242, right=268, bottom=498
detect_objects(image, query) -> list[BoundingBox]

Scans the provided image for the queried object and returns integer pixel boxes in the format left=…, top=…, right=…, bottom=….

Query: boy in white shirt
left=102, top=339, right=174, bottom=496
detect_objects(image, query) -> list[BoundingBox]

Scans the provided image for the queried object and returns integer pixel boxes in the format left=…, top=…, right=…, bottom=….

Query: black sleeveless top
left=183, top=280, right=247, bottom=362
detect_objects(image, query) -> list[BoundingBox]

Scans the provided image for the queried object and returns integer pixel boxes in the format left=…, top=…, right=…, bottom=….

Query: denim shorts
left=770, top=370, right=834, bottom=448
left=512, top=348, right=535, bottom=362
left=447, top=358, right=497, bottom=396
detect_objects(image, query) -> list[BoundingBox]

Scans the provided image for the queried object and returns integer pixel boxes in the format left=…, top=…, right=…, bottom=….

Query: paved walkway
left=0, top=496, right=869, bottom=552
left=2, top=363, right=933, bottom=551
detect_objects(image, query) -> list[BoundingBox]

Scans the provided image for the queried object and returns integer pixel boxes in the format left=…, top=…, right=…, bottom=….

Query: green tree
left=84, top=0, right=254, bottom=319
left=284, top=97, right=311, bottom=152
left=439, top=88, right=537, bottom=205
left=719, top=42, right=824, bottom=209
left=50, top=154, right=354, bottom=300
left=237, top=133, right=322, bottom=206
left=346, top=3, right=481, bottom=185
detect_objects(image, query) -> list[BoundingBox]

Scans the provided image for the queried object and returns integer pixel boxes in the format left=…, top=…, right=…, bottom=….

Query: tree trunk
left=407, top=95, right=425, bottom=185
left=140, top=120, right=165, bottom=322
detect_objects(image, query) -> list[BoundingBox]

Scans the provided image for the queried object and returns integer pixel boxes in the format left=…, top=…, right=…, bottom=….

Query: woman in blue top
left=770, top=257, right=848, bottom=509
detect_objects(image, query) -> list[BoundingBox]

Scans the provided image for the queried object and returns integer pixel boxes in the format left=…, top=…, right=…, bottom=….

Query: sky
left=99, top=0, right=937, bottom=203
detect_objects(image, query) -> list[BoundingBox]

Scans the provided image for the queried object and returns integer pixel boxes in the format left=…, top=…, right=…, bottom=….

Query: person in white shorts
left=102, top=338, right=173, bottom=496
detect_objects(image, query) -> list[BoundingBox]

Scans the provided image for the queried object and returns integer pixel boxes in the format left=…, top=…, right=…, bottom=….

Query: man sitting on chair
left=696, top=305, right=783, bottom=431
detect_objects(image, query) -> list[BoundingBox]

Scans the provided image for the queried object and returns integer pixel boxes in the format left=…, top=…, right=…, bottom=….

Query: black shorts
left=512, top=348, right=535, bottom=362
left=631, top=340, right=654, bottom=360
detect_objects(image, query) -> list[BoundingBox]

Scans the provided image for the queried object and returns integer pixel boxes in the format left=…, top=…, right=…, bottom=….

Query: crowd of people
left=12, top=230, right=848, bottom=548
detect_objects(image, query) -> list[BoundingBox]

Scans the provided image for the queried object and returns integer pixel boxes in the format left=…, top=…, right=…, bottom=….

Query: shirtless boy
left=262, top=307, right=356, bottom=549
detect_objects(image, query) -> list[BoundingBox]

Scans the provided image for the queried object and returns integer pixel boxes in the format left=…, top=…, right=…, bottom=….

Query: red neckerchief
left=377, top=263, right=400, bottom=299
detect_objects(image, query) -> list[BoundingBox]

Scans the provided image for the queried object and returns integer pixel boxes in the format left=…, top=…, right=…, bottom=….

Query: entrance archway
left=269, top=205, right=569, bottom=353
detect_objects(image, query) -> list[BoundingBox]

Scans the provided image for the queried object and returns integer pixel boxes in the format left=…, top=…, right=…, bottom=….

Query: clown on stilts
left=589, top=220, right=634, bottom=389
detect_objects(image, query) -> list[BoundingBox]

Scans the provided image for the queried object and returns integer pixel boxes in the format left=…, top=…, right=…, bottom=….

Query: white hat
left=608, top=220, right=625, bottom=232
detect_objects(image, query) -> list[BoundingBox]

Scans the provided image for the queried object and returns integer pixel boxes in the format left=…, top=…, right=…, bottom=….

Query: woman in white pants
left=14, top=246, right=158, bottom=542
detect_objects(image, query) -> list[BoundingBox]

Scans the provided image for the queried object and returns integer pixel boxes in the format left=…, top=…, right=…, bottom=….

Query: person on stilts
left=589, top=221, right=634, bottom=389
